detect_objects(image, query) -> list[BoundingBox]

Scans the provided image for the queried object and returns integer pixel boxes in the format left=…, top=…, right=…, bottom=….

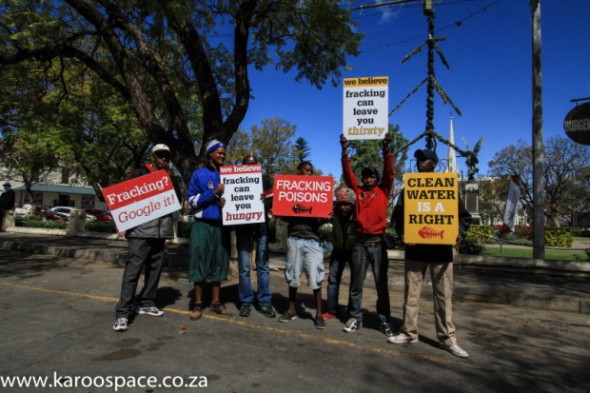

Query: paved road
left=1, top=248, right=589, bottom=393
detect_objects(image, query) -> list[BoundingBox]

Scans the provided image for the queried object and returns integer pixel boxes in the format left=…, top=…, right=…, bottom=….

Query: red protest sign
left=101, top=170, right=181, bottom=232
left=272, top=175, right=333, bottom=218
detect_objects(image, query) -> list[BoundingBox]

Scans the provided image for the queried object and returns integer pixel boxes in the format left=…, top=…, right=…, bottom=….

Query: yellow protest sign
left=403, top=172, right=459, bottom=245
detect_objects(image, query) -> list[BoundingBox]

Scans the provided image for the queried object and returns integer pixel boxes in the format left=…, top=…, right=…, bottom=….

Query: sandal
left=209, top=302, right=233, bottom=316
left=189, top=304, right=203, bottom=320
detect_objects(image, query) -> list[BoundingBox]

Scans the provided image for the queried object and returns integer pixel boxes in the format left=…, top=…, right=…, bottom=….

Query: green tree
left=227, top=117, right=299, bottom=176
left=488, top=136, right=589, bottom=226
left=0, top=0, right=362, bottom=183
left=294, top=137, right=311, bottom=163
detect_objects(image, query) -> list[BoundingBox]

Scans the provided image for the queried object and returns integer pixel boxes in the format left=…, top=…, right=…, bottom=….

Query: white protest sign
left=220, top=164, right=265, bottom=225
left=343, top=76, right=389, bottom=140
left=101, top=170, right=181, bottom=232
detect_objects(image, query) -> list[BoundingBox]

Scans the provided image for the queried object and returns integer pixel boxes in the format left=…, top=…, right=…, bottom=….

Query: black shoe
left=258, top=305, right=276, bottom=318
left=314, top=315, right=326, bottom=329
left=379, top=321, right=394, bottom=337
left=239, top=303, right=252, bottom=317
left=278, top=311, right=297, bottom=322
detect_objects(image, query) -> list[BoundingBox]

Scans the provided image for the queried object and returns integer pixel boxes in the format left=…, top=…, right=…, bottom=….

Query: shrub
left=465, top=225, right=493, bottom=244
left=16, top=217, right=67, bottom=229
left=458, top=238, right=485, bottom=255
left=544, top=227, right=572, bottom=247
left=84, top=221, right=117, bottom=233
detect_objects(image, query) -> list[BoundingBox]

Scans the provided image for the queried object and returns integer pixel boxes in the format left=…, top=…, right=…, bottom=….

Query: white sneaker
left=113, top=318, right=128, bottom=332
left=388, top=333, right=418, bottom=344
left=343, top=318, right=361, bottom=333
left=444, top=343, right=469, bottom=358
left=138, top=306, right=164, bottom=317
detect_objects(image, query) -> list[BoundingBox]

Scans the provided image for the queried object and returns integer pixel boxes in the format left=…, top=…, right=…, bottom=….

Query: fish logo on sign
left=418, top=226, right=444, bottom=240
left=292, top=204, right=313, bottom=214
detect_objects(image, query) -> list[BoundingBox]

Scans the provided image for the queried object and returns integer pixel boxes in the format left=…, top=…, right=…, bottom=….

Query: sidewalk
left=1, top=231, right=589, bottom=314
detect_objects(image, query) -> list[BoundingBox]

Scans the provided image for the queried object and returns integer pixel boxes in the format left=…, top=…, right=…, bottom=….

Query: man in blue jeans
left=236, top=155, right=276, bottom=318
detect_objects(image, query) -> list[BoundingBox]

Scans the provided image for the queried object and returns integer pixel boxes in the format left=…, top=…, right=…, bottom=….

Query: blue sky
left=241, top=0, right=590, bottom=178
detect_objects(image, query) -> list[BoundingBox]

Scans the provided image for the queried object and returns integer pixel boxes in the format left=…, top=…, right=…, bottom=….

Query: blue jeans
left=326, top=248, right=352, bottom=315
left=348, top=238, right=391, bottom=323
left=236, top=228, right=271, bottom=306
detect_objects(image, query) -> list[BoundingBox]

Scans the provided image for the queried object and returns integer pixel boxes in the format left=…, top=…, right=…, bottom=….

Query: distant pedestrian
left=388, top=148, right=472, bottom=358
left=187, top=139, right=232, bottom=320
left=236, top=154, right=276, bottom=318
left=340, top=133, right=395, bottom=337
left=113, top=144, right=175, bottom=332
left=277, top=161, right=326, bottom=329
left=322, top=187, right=356, bottom=321
left=0, top=182, right=16, bottom=231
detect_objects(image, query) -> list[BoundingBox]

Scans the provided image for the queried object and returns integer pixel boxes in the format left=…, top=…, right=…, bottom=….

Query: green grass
left=481, top=246, right=588, bottom=261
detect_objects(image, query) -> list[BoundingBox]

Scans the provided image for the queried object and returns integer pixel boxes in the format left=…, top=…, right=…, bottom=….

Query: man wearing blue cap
left=389, top=148, right=472, bottom=358
left=187, top=139, right=233, bottom=320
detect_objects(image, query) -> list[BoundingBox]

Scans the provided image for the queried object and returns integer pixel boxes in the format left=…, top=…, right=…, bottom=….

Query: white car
left=52, top=206, right=97, bottom=221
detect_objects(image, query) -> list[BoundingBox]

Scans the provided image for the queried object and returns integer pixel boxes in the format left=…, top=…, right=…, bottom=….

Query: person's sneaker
left=314, top=315, right=326, bottom=329
left=343, top=318, right=361, bottom=333
left=278, top=311, right=297, bottom=322
left=239, top=303, right=252, bottom=317
left=443, top=343, right=469, bottom=358
left=379, top=321, right=394, bottom=337
left=138, top=306, right=164, bottom=317
left=258, top=305, right=276, bottom=318
left=113, top=318, right=128, bottom=332
left=388, top=333, right=418, bottom=344
left=321, top=312, right=337, bottom=320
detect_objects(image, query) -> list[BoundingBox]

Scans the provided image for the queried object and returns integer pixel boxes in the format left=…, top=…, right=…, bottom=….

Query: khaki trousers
left=401, top=260, right=456, bottom=346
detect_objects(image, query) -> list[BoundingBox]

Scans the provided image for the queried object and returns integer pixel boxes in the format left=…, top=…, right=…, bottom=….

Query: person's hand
left=214, top=183, right=225, bottom=197
left=219, top=196, right=226, bottom=208
left=340, top=134, right=348, bottom=151
left=382, top=132, right=392, bottom=150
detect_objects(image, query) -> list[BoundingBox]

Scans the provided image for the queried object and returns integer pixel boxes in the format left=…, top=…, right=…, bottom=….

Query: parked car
left=34, top=206, right=63, bottom=221
left=52, top=206, right=97, bottom=221
left=85, top=208, right=113, bottom=222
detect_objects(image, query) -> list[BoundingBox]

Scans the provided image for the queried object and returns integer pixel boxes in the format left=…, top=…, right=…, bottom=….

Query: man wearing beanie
left=323, top=187, right=356, bottom=321
left=186, top=139, right=232, bottom=320
left=340, top=132, right=395, bottom=337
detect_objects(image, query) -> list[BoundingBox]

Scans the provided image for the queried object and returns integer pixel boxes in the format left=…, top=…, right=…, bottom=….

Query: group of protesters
left=111, top=135, right=472, bottom=359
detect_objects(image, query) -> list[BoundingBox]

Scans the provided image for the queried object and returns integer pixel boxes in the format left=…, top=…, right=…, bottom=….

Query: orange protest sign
left=272, top=175, right=334, bottom=218
left=403, top=172, right=459, bottom=245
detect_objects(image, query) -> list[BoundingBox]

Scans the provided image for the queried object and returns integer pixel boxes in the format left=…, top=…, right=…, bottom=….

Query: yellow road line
left=0, top=281, right=553, bottom=380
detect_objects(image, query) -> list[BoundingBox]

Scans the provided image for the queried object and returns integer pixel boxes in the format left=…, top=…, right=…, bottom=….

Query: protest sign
left=272, top=175, right=333, bottom=218
left=102, top=170, right=181, bottom=232
left=403, top=172, right=459, bottom=245
left=220, top=164, right=265, bottom=225
left=343, top=76, right=389, bottom=140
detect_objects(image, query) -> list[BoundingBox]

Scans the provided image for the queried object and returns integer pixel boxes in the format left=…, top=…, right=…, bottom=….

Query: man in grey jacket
left=113, top=144, right=175, bottom=332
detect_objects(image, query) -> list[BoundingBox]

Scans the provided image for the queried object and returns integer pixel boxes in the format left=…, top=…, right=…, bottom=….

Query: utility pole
left=531, top=0, right=545, bottom=259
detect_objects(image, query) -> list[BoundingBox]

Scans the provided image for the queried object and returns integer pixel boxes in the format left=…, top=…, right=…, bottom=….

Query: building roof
left=13, top=183, right=98, bottom=196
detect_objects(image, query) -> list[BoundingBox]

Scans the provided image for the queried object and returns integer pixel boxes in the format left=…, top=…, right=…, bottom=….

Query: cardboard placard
left=272, top=175, right=334, bottom=218
left=220, top=164, right=265, bottom=225
left=102, top=170, right=181, bottom=232
left=343, top=76, right=389, bottom=140
left=403, top=172, right=459, bottom=245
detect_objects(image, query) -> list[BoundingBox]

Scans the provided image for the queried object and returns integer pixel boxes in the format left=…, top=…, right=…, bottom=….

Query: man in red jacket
left=340, top=133, right=394, bottom=337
